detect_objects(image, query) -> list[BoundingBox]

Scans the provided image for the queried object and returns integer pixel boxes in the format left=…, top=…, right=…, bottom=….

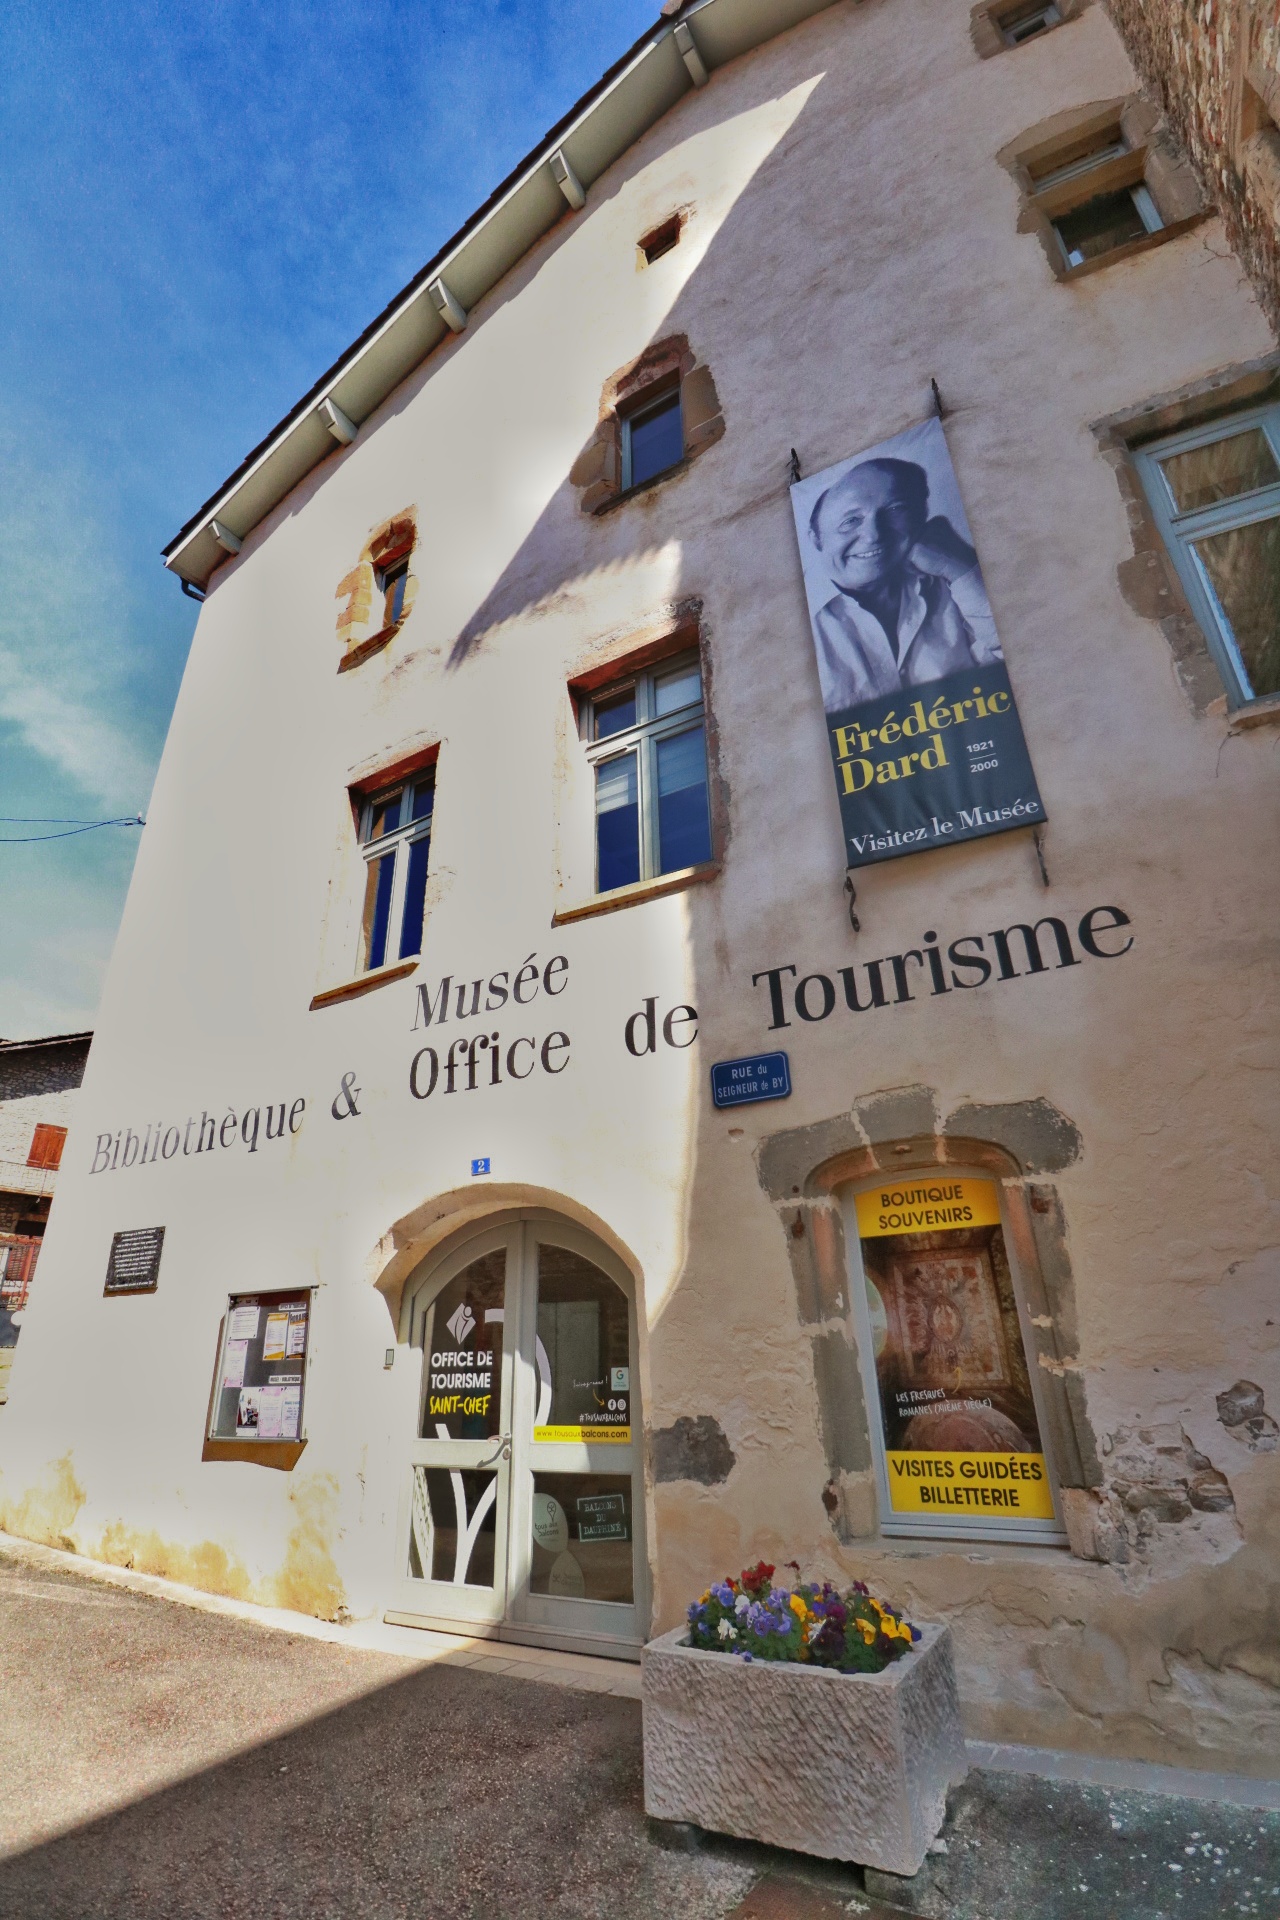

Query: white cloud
left=0, top=432, right=156, bottom=811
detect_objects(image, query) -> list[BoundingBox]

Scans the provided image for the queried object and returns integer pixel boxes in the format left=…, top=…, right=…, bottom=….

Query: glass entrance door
left=389, top=1216, right=646, bottom=1657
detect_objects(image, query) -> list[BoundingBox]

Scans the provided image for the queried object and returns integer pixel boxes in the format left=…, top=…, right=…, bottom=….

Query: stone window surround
left=969, top=0, right=1089, bottom=62
left=753, top=1089, right=1102, bottom=1559
left=334, top=510, right=420, bottom=674
left=1093, top=350, right=1280, bottom=724
left=556, top=612, right=726, bottom=924
left=998, top=95, right=1206, bottom=283
left=569, top=333, right=725, bottom=516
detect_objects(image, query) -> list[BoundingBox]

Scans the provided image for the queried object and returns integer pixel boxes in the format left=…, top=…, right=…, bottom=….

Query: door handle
left=476, top=1433, right=511, bottom=1468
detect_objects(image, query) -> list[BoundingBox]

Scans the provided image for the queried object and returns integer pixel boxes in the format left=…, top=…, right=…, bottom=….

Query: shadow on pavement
left=0, top=1661, right=754, bottom=1920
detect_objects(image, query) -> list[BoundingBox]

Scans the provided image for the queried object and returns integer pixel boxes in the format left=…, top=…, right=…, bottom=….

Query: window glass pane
left=381, top=561, right=409, bottom=626
left=211, top=1294, right=309, bottom=1442
left=408, top=1467, right=497, bottom=1587
left=595, top=752, right=641, bottom=892
left=362, top=853, right=396, bottom=971
left=399, top=834, right=431, bottom=960
left=628, top=392, right=683, bottom=487
left=656, top=725, right=712, bottom=874
left=1194, top=513, right=1280, bottom=699
left=420, top=1251, right=506, bottom=1440
left=534, top=1242, right=631, bottom=1440
left=1031, top=134, right=1125, bottom=188
left=365, top=792, right=401, bottom=841
left=411, top=780, right=435, bottom=821
left=1160, top=428, right=1280, bottom=515
left=654, top=663, right=702, bottom=716
left=1003, top=2, right=1060, bottom=45
left=1054, top=189, right=1148, bottom=266
left=853, top=1176, right=1056, bottom=1528
left=593, top=687, right=637, bottom=740
left=530, top=1473, right=633, bottom=1603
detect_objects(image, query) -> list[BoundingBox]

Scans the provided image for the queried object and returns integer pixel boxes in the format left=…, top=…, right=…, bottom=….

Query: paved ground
left=0, top=1539, right=1277, bottom=1920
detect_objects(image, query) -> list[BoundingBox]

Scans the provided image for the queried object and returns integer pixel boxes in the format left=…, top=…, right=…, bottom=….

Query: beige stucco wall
left=1, top=0, right=1277, bottom=1771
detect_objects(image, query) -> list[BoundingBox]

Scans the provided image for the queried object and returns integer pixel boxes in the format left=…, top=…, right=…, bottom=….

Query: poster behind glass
left=210, top=1292, right=310, bottom=1442
left=853, top=1178, right=1055, bottom=1526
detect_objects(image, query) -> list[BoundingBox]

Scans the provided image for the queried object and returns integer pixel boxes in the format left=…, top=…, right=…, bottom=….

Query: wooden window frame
left=579, top=647, right=713, bottom=896
left=356, top=769, right=437, bottom=975
left=619, top=380, right=683, bottom=493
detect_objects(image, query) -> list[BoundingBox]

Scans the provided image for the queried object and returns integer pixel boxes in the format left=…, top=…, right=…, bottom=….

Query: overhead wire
left=0, top=816, right=145, bottom=845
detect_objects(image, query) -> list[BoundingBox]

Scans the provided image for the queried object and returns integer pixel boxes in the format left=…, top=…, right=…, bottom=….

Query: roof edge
left=163, top=0, right=838, bottom=589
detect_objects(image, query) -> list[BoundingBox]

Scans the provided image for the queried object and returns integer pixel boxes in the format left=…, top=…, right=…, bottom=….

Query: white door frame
left=386, top=1210, right=649, bottom=1660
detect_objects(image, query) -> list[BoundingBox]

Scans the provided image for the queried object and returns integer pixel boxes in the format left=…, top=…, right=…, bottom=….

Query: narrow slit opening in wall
left=639, top=216, right=681, bottom=265
left=999, top=1, right=1062, bottom=47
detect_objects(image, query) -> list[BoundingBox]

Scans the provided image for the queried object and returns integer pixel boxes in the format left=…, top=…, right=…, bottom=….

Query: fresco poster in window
left=789, top=417, right=1045, bottom=868
left=854, top=1178, right=1055, bottom=1522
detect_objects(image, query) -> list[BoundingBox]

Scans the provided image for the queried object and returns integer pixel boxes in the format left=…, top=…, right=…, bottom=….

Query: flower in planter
left=687, top=1565, right=921, bottom=1674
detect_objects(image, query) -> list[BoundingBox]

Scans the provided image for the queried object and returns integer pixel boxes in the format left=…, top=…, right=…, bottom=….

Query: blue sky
left=0, top=0, right=657, bottom=1038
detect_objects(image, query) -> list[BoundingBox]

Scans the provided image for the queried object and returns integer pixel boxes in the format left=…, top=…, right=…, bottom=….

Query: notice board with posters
left=208, top=1291, right=311, bottom=1446
left=845, top=1177, right=1063, bottom=1540
left=789, top=417, right=1044, bottom=869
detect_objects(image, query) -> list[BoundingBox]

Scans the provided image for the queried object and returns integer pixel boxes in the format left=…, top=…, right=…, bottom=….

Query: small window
left=27, top=1124, right=67, bottom=1172
left=581, top=653, right=712, bottom=894
left=1008, top=106, right=1200, bottom=280
left=621, top=387, right=684, bottom=491
left=639, top=215, right=682, bottom=265
left=1053, top=181, right=1162, bottom=268
left=358, top=773, right=435, bottom=971
left=1134, top=402, right=1280, bottom=706
left=378, top=557, right=410, bottom=628
left=1000, top=0, right=1061, bottom=45
left=209, top=1291, right=311, bottom=1444
left=1024, top=126, right=1165, bottom=268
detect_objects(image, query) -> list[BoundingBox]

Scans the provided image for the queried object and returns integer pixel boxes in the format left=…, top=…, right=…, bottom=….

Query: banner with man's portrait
left=789, top=418, right=1045, bottom=869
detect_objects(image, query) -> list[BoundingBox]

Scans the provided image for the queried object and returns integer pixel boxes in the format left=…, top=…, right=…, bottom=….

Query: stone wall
left=1107, top=0, right=1280, bottom=332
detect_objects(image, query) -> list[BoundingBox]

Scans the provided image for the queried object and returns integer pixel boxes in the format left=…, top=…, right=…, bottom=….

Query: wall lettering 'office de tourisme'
left=3, top=0, right=1278, bottom=1776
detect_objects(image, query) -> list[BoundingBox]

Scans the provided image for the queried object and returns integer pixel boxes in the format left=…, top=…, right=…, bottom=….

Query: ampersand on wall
left=331, top=1071, right=362, bottom=1120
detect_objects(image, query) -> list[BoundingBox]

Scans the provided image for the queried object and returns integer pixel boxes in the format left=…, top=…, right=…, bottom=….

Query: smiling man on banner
left=808, top=455, right=1003, bottom=711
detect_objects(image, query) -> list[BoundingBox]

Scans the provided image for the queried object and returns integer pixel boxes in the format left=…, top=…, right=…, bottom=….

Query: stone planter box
left=642, top=1621, right=966, bottom=1875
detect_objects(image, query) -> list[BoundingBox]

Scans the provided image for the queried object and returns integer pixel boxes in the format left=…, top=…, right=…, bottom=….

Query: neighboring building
left=1107, top=0, right=1280, bottom=332
left=1, top=0, right=1277, bottom=1779
left=0, top=1032, right=92, bottom=1400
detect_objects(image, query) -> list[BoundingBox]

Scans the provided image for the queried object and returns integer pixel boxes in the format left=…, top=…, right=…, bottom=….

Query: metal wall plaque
left=104, top=1226, right=165, bottom=1296
left=710, top=1052, right=792, bottom=1109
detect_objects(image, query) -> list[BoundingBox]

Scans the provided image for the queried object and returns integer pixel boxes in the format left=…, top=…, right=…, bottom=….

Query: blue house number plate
left=710, top=1052, right=792, bottom=1109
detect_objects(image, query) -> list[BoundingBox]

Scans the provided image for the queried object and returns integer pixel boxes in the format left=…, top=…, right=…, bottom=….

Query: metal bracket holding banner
left=711, top=1052, right=792, bottom=1109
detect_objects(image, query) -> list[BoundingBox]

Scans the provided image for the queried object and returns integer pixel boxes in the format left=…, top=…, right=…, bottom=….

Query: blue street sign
left=470, top=1157, right=491, bottom=1176
left=710, top=1052, right=792, bottom=1109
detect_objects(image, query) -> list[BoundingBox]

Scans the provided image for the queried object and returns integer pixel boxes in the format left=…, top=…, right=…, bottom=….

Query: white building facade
left=2, top=0, right=1278, bottom=1774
